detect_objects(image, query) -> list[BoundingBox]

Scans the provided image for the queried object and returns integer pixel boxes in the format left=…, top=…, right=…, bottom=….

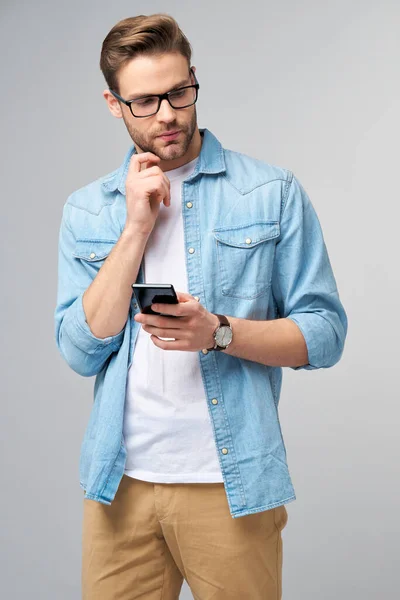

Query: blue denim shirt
left=54, top=128, right=347, bottom=518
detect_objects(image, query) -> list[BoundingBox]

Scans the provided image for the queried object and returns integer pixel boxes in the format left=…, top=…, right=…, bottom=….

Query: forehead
left=117, top=53, right=190, bottom=98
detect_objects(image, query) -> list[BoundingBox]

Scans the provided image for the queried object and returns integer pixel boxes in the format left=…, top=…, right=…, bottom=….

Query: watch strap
left=206, top=314, right=231, bottom=351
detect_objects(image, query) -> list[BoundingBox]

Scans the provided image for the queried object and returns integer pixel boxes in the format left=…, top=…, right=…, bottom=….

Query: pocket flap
left=213, top=221, right=280, bottom=248
left=73, top=239, right=118, bottom=261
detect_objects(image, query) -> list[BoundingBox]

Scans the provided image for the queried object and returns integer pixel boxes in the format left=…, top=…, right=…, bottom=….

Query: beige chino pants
left=82, top=474, right=288, bottom=599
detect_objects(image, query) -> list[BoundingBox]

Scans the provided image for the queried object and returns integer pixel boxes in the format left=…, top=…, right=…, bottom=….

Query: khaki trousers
left=82, top=474, right=288, bottom=599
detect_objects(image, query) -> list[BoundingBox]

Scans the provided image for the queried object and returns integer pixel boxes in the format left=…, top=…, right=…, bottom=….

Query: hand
left=124, top=151, right=171, bottom=236
left=133, top=292, right=220, bottom=351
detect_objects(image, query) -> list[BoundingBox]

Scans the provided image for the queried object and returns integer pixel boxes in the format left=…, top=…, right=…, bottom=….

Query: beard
left=122, top=107, right=198, bottom=161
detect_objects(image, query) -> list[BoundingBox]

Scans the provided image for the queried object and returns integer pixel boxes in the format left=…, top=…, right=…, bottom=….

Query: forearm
left=82, top=227, right=149, bottom=339
left=222, top=316, right=309, bottom=368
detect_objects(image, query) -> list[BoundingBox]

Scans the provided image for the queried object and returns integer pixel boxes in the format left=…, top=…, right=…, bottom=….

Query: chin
left=160, top=145, right=185, bottom=159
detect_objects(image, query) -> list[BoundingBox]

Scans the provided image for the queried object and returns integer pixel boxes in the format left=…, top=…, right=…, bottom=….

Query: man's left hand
left=133, top=291, right=219, bottom=351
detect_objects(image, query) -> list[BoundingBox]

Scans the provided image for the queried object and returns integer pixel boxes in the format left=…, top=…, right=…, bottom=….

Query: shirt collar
left=101, top=127, right=226, bottom=196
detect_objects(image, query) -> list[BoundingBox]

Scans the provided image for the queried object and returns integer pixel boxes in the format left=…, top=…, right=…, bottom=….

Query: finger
left=130, top=152, right=161, bottom=173
left=138, top=167, right=171, bottom=206
left=139, top=165, right=166, bottom=178
left=150, top=176, right=170, bottom=207
left=155, top=294, right=197, bottom=314
left=139, top=173, right=168, bottom=195
left=150, top=301, right=189, bottom=317
left=175, top=291, right=195, bottom=303
left=145, top=177, right=170, bottom=207
left=135, top=313, right=185, bottom=326
left=150, top=335, right=189, bottom=351
left=161, top=177, right=171, bottom=207
left=143, top=324, right=183, bottom=338
left=139, top=166, right=171, bottom=190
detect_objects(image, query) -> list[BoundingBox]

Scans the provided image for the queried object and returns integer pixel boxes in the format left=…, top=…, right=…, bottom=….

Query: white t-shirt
left=123, top=156, right=224, bottom=483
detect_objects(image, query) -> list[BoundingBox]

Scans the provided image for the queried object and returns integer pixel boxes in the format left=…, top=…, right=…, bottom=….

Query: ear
left=103, top=89, right=123, bottom=119
left=190, top=67, right=197, bottom=84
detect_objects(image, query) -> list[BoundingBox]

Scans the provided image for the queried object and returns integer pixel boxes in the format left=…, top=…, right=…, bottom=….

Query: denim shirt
left=54, top=128, right=347, bottom=518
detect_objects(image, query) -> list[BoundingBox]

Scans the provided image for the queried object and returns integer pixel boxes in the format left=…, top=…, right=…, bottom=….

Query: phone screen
left=131, top=284, right=179, bottom=316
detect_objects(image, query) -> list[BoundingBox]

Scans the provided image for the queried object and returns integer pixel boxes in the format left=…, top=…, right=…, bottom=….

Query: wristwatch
left=207, top=314, right=233, bottom=351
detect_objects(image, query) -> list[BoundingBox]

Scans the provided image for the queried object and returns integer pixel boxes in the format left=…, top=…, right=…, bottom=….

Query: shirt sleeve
left=271, top=172, right=348, bottom=370
left=54, top=202, right=126, bottom=377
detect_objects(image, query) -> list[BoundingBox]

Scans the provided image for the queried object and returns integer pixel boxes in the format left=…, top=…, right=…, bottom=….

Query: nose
left=156, top=98, right=176, bottom=123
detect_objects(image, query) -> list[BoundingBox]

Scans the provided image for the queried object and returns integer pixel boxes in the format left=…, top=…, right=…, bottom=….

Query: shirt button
left=221, top=448, right=228, bottom=455
left=211, top=398, right=218, bottom=405
left=245, top=238, right=252, bottom=244
left=133, top=303, right=138, bottom=309
left=201, top=348, right=209, bottom=355
left=188, top=247, right=195, bottom=254
left=186, top=202, right=193, bottom=208
left=194, top=296, right=200, bottom=302
left=89, top=252, right=96, bottom=258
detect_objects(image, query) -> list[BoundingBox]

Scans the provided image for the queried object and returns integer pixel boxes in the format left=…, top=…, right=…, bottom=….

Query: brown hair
left=100, top=14, right=192, bottom=94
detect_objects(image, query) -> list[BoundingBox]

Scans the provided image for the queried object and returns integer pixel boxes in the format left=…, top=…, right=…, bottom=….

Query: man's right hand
left=124, top=152, right=171, bottom=236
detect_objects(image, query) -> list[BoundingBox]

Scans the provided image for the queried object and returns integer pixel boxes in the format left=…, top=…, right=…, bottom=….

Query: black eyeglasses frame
left=109, top=67, right=200, bottom=118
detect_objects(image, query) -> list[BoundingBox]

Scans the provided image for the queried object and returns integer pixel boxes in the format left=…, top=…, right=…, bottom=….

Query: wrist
left=121, top=226, right=151, bottom=242
left=207, top=313, right=233, bottom=351
left=207, top=313, right=219, bottom=350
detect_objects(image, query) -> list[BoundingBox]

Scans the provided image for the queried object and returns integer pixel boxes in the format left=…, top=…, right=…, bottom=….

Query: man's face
left=113, top=53, right=198, bottom=163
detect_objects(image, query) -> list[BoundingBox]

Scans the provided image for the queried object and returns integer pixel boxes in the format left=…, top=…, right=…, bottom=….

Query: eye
left=169, top=89, right=186, bottom=99
left=134, top=97, right=157, bottom=107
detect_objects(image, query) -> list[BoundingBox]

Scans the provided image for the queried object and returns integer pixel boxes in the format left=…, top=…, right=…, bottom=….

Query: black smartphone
left=131, top=283, right=179, bottom=316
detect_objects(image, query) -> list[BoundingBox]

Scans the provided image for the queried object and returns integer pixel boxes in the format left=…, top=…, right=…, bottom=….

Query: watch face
left=215, top=325, right=233, bottom=347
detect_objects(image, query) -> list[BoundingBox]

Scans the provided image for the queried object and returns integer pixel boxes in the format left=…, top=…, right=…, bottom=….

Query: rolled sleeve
left=67, top=290, right=125, bottom=354
left=272, top=173, right=348, bottom=370
left=54, top=202, right=126, bottom=377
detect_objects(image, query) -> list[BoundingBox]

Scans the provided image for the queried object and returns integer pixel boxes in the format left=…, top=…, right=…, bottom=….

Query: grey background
left=1, top=0, right=398, bottom=598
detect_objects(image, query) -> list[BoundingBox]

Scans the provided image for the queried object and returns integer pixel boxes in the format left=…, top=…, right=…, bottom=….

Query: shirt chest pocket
left=72, top=239, right=118, bottom=273
left=213, top=221, right=280, bottom=299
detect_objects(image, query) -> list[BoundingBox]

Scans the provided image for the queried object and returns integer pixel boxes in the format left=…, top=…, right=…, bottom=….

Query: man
left=54, top=13, right=348, bottom=600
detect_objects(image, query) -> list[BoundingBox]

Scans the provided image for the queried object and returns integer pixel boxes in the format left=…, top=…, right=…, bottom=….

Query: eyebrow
left=126, top=77, right=191, bottom=101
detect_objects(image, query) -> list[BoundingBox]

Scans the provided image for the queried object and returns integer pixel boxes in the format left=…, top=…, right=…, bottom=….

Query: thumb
left=176, top=291, right=196, bottom=303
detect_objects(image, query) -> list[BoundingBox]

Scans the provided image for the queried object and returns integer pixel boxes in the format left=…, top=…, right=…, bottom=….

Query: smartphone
left=131, top=283, right=179, bottom=316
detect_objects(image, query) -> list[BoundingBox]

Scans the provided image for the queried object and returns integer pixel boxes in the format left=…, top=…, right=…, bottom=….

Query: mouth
left=158, top=130, right=181, bottom=141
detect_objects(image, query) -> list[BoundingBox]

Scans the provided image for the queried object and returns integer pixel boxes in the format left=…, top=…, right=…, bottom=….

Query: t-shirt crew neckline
left=164, top=156, right=199, bottom=181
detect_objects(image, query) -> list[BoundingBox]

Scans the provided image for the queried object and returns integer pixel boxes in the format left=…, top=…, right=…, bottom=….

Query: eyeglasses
left=109, top=67, right=200, bottom=118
